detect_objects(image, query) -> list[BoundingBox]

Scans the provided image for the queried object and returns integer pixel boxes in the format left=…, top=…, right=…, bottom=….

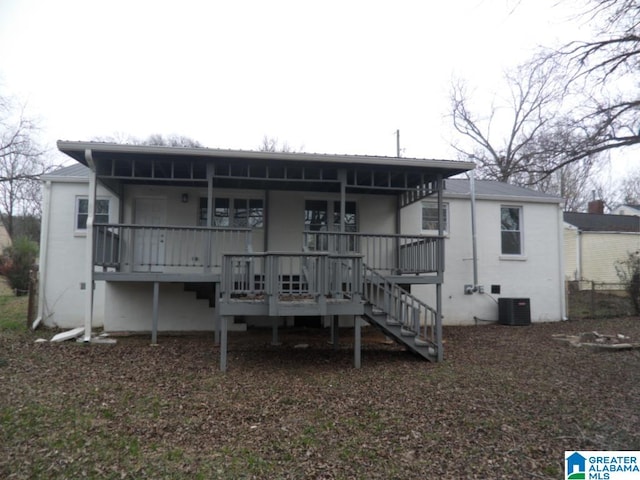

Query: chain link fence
left=566, top=280, right=635, bottom=319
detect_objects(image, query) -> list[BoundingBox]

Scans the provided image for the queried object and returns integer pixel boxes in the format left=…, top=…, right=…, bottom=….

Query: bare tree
left=0, top=96, right=52, bottom=238
left=259, top=135, right=296, bottom=153
left=618, top=166, right=640, bottom=204
left=143, top=134, right=203, bottom=148
left=542, top=0, right=640, bottom=164
left=450, top=58, right=604, bottom=197
left=92, top=133, right=204, bottom=148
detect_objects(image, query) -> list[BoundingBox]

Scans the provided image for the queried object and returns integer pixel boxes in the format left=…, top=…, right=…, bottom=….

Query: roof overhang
left=56, top=140, right=475, bottom=204
left=57, top=140, right=474, bottom=173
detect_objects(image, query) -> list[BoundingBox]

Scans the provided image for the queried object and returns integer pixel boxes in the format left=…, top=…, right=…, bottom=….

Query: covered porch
left=56, top=141, right=474, bottom=370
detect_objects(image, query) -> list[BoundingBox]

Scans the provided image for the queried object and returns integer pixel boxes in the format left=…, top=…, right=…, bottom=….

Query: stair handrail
left=362, top=264, right=439, bottom=350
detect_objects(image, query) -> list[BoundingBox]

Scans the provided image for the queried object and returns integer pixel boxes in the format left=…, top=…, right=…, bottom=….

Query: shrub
left=615, top=251, right=640, bottom=315
left=0, top=237, right=38, bottom=295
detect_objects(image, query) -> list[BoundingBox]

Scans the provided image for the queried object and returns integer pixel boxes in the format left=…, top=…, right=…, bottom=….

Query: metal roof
left=564, top=212, right=640, bottom=232
left=56, top=140, right=475, bottom=173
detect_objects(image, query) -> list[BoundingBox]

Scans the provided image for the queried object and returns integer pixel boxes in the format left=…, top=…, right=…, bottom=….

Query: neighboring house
left=612, top=204, right=640, bottom=217
left=39, top=141, right=475, bottom=369
left=564, top=211, right=640, bottom=284
left=0, top=221, right=11, bottom=252
left=401, top=179, right=566, bottom=325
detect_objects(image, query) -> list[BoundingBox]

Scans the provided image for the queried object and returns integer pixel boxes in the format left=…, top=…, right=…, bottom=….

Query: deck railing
left=363, top=264, right=439, bottom=353
left=220, top=252, right=363, bottom=303
left=93, top=223, right=253, bottom=273
left=302, top=231, right=443, bottom=275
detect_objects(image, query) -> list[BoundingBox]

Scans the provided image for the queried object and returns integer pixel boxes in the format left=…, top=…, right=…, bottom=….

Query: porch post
left=331, top=315, right=339, bottom=350
left=436, top=174, right=444, bottom=361
left=83, top=149, right=97, bottom=342
left=354, top=316, right=361, bottom=368
left=213, top=307, right=220, bottom=345
left=206, top=165, right=213, bottom=228
left=151, top=281, right=159, bottom=344
left=220, top=315, right=229, bottom=372
left=338, top=169, right=346, bottom=254
left=271, top=317, right=280, bottom=346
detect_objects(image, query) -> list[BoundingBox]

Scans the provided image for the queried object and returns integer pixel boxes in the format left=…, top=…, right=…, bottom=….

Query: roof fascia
left=439, top=191, right=563, bottom=205
left=56, top=140, right=476, bottom=172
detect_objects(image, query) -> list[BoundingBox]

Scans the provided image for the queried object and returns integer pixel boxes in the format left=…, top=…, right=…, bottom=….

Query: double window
left=304, top=200, right=357, bottom=250
left=304, top=200, right=357, bottom=232
left=76, top=197, right=110, bottom=231
left=199, top=197, right=264, bottom=228
left=501, top=206, right=523, bottom=255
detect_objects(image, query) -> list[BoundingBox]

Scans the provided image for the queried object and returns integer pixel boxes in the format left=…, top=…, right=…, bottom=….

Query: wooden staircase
left=184, top=282, right=216, bottom=307
left=361, top=265, right=440, bottom=362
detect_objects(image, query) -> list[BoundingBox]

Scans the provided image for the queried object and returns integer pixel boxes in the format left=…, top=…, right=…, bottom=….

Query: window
left=333, top=201, right=357, bottom=233
left=501, top=206, right=522, bottom=255
left=304, top=200, right=357, bottom=232
left=421, top=201, right=448, bottom=233
left=200, top=197, right=264, bottom=228
left=305, top=200, right=329, bottom=232
left=76, top=197, right=110, bottom=230
left=305, top=200, right=357, bottom=250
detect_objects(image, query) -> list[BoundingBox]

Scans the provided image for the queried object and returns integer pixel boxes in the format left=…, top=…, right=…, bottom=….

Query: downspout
left=84, top=149, right=97, bottom=342
left=576, top=230, right=582, bottom=280
left=557, top=204, right=568, bottom=320
left=34, top=180, right=52, bottom=329
left=469, top=170, right=479, bottom=291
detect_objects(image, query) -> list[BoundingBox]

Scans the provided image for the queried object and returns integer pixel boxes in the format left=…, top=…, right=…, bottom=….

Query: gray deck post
left=331, top=315, right=339, bottom=350
left=220, top=315, right=229, bottom=372
left=213, top=308, right=220, bottom=345
left=354, top=316, right=361, bottom=368
left=271, top=317, right=280, bottom=345
left=151, top=281, right=159, bottom=344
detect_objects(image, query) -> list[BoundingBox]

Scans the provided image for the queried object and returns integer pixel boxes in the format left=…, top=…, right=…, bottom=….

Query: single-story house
left=401, top=179, right=566, bottom=324
left=564, top=211, right=640, bottom=284
left=38, top=141, right=567, bottom=369
left=612, top=204, right=640, bottom=217
left=38, top=141, right=476, bottom=369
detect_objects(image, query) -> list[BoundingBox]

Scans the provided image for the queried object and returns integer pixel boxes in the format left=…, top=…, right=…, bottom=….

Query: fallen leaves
left=0, top=317, right=639, bottom=479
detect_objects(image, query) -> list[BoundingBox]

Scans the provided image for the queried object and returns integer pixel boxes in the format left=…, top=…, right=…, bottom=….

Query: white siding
left=402, top=197, right=564, bottom=325
left=41, top=180, right=400, bottom=332
left=40, top=181, right=118, bottom=328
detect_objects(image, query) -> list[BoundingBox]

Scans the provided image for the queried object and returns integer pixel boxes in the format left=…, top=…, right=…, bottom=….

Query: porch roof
left=57, top=141, right=474, bottom=198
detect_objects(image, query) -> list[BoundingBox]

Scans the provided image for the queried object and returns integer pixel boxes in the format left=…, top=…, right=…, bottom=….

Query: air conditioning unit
left=498, top=298, right=531, bottom=326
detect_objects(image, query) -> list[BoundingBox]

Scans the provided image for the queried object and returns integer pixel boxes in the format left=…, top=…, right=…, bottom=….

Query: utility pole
left=395, top=129, right=401, bottom=157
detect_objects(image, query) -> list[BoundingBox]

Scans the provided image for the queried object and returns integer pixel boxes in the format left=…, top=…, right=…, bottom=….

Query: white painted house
left=402, top=179, right=566, bottom=325
left=39, top=141, right=475, bottom=369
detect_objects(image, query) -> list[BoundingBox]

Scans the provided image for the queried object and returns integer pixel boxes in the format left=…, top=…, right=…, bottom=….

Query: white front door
left=133, top=197, right=167, bottom=272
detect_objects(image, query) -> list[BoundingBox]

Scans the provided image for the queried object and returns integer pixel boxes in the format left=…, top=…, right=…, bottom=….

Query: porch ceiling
left=57, top=141, right=474, bottom=195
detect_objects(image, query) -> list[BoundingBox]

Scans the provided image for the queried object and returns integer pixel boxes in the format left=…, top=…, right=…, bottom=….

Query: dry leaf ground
left=1, top=316, right=639, bottom=479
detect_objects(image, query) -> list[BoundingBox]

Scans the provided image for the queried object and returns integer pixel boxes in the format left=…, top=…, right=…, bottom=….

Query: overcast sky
left=0, top=0, right=632, bottom=179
